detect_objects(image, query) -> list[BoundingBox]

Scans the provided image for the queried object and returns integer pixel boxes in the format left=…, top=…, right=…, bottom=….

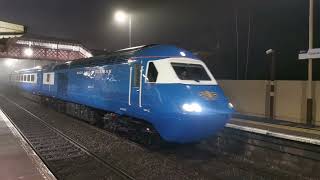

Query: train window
left=133, top=63, right=141, bottom=87
left=46, top=74, right=50, bottom=82
left=31, top=75, right=35, bottom=82
left=27, top=75, right=31, bottom=82
left=171, top=63, right=211, bottom=81
left=147, top=62, right=158, bottom=83
left=23, top=75, right=26, bottom=81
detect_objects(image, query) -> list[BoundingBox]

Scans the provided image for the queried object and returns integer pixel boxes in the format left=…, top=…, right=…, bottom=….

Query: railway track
left=0, top=93, right=198, bottom=180
left=1, top=91, right=320, bottom=180
left=0, top=95, right=135, bottom=180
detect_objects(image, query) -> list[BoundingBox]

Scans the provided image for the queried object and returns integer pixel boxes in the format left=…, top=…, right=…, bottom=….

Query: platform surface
left=228, top=115, right=320, bottom=145
left=0, top=109, right=55, bottom=180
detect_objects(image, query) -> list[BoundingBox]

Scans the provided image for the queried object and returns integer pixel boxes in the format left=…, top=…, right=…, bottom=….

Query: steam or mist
left=0, top=58, right=56, bottom=88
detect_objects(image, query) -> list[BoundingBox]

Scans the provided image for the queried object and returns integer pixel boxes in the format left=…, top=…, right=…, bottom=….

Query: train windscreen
left=171, top=63, right=211, bottom=81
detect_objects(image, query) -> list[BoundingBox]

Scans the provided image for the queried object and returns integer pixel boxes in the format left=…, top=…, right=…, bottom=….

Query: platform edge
left=226, top=123, right=320, bottom=146
left=0, top=108, right=57, bottom=180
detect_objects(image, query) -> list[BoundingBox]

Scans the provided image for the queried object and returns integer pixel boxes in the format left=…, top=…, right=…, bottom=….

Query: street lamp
left=266, top=49, right=276, bottom=120
left=114, top=10, right=132, bottom=47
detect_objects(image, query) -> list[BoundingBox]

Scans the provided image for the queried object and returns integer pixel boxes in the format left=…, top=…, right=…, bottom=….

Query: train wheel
left=94, top=111, right=105, bottom=128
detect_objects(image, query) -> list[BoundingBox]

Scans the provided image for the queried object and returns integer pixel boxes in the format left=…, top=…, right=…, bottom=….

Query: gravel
left=1, top=91, right=318, bottom=180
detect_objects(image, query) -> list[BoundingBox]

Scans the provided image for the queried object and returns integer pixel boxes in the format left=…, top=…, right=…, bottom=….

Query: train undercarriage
left=23, top=92, right=163, bottom=146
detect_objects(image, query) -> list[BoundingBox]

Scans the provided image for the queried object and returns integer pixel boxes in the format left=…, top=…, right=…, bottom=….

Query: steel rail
left=1, top=95, right=136, bottom=180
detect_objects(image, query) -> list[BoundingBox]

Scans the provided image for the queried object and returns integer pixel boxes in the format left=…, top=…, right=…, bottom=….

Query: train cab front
left=146, top=57, right=235, bottom=143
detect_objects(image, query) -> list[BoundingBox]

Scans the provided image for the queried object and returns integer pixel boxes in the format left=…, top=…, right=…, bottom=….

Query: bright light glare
left=182, top=103, right=202, bottom=113
left=228, top=102, right=234, bottom=109
left=24, top=48, right=33, bottom=57
left=114, top=10, right=128, bottom=23
left=180, top=51, right=186, bottom=57
left=5, top=59, right=15, bottom=67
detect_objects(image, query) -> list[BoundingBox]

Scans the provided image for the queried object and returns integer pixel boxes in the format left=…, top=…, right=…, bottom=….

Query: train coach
left=12, top=44, right=234, bottom=143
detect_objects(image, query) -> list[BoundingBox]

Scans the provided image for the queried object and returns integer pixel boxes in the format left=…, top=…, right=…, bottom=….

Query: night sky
left=0, top=0, right=319, bottom=80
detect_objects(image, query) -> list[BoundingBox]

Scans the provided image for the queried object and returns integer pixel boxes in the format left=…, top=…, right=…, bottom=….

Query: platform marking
left=226, top=122, right=320, bottom=146
left=231, top=118, right=320, bottom=135
left=0, top=108, right=57, bottom=180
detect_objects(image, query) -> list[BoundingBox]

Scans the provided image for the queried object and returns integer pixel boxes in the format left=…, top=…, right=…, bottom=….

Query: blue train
left=11, top=44, right=234, bottom=143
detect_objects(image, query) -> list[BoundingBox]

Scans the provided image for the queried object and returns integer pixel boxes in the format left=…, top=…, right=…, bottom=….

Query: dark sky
left=0, top=0, right=319, bottom=80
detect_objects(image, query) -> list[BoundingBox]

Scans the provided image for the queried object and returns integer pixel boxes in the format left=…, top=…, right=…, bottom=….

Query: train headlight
left=228, top=102, right=234, bottom=109
left=182, top=103, right=202, bottom=113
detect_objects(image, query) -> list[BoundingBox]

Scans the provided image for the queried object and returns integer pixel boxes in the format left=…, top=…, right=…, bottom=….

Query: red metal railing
left=0, top=37, right=92, bottom=61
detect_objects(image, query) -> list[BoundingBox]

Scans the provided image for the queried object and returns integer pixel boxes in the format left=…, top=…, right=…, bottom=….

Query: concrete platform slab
left=228, top=116, right=320, bottom=146
left=0, top=108, right=56, bottom=180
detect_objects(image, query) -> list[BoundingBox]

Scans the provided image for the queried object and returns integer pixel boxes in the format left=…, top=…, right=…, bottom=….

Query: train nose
left=155, top=101, right=234, bottom=143
left=179, top=99, right=235, bottom=115
left=156, top=111, right=232, bottom=143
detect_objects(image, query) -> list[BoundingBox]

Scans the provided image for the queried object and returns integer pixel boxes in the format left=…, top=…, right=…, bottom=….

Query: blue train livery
left=12, top=44, right=234, bottom=143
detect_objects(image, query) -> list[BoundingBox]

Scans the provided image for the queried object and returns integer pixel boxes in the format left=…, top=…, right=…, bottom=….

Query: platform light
left=265, top=49, right=274, bottom=55
left=114, top=10, right=128, bottom=23
left=228, top=102, right=234, bottom=109
left=5, top=59, right=15, bottom=67
left=34, top=66, right=42, bottom=69
left=180, top=51, right=186, bottom=57
left=182, top=103, right=202, bottom=113
left=114, top=10, right=132, bottom=47
left=24, top=47, right=33, bottom=57
left=87, top=53, right=93, bottom=58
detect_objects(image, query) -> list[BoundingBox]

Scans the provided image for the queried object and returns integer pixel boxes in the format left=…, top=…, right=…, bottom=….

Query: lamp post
left=266, top=49, right=276, bottom=120
left=306, top=0, right=314, bottom=126
left=114, top=10, right=132, bottom=47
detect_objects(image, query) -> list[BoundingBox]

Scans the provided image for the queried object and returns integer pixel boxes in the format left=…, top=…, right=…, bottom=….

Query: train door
left=37, top=72, right=42, bottom=94
left=57, top=72, right=68, bottom=97
left=129, top=61, right=144, bottom=109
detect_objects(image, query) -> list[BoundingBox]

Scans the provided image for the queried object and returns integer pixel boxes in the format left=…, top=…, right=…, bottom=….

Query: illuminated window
left=46, top=74, right=50, bottom=82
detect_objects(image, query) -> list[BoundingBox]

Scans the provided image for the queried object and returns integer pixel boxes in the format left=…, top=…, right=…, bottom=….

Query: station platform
left=0, top=109, right=56, bottom=180
left=227, top=114, right=320, bottom=145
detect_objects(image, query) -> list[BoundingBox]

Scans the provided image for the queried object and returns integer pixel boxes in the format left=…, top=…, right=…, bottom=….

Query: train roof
left=15, top=66, right=43, bottom=73
left=53, top=44, right=198, bottom=70
left=15, top=45, right=198, bottom=73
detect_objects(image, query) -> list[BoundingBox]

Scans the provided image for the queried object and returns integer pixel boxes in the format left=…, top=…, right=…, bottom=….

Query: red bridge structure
left=0, top=34, right=92, bottom=61
left=0, top=20, right=92, bottom=62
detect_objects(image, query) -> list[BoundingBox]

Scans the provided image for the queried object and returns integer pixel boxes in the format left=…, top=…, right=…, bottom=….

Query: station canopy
left=0, top=20, right=92, bottom=60
left=0, top=21, right=25, bottom=39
